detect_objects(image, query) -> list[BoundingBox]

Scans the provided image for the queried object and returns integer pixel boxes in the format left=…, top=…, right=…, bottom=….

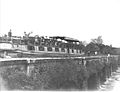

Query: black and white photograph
left=0, top=0, right=120, bottom=91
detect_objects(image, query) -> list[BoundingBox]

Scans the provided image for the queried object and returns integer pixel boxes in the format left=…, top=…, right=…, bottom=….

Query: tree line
left=80, top=36, right=116, bottom=55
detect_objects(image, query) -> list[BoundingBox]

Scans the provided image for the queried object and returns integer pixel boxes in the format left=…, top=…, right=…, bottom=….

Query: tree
left=86, top=36, right=116, bottom=55
left=91, top=36, right=103, bottom=44
left=102, top=45, right=115, bottom=55
left=82, top=41, right=88, bottom=46
left=78, top=43, right=86, bottom=52
left=85, top=42, right=100, bottom=55
left=96, top=44, right=115, bottom=55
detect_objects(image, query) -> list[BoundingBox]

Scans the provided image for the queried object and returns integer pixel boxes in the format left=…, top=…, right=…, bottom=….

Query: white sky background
left=0, top=0, right=120, bottom=47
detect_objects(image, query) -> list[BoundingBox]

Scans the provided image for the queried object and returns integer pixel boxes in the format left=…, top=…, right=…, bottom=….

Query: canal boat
left=0, top=30, right=85, bottom=58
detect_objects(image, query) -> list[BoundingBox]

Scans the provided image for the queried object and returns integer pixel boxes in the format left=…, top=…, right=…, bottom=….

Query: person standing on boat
left=24, top=31, right=33, bottom=38
left=24, top=31, right=33, bottom=45
left=35, top=35, right=39, bottom=45
left=8, top=29, right=12, bottom=37
left=8, top=29, right=12, bottom=41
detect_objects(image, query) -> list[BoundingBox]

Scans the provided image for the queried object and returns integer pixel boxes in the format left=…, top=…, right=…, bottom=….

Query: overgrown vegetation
left=84, top=36, right=116, bottom=55
left=0, top=59, right=108, bottom=90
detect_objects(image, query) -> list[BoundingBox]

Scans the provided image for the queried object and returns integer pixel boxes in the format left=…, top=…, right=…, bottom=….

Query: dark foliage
left=85, top=42, right=99, bottom=55
left=0, top=60, right=89, bottom=90
left=85, top=42, right=116, bottom=55
left=0, top=57, right=118, bottom=91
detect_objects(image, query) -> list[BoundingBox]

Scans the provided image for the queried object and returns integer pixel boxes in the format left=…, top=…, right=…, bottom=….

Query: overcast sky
left=0, top=0, right=120, bottom=47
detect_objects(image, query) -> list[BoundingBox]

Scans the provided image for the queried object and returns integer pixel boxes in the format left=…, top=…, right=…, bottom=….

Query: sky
left=0, top=0, right=120, bottom=47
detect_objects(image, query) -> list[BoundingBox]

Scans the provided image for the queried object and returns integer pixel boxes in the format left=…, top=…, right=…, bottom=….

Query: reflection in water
left=99, top=67, right=120, bottom=91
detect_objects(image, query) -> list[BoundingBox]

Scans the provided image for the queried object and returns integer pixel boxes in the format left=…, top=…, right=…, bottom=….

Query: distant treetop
left=91, top=36, right=103, bottom=44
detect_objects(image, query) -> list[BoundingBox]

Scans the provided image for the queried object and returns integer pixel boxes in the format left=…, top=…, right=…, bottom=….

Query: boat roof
left=50, top=36, right=80, bottom=42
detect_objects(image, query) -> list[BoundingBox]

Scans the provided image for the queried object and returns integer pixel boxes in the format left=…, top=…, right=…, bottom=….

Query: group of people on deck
left=0, top=30, right=84, bottom=51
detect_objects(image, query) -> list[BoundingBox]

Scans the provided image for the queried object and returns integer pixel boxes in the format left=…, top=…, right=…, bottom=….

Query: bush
left=31, top=60, right=89, bottom=90
left=0, top=60, right=89, bottom=90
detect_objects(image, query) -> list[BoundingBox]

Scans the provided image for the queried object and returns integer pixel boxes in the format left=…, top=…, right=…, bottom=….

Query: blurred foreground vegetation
left=0, top=59, right=106, bottom=90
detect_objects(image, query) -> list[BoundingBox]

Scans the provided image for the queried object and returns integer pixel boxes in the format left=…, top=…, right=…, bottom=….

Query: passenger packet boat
left=0, top=30, right=85, bottom=58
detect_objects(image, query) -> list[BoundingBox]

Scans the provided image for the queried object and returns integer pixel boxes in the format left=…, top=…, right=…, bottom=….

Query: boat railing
left=0, top=36, right=85, bottom=52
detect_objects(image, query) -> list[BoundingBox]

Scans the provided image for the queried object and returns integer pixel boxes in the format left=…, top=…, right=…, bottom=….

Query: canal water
left=98, top=67, right=120, bottom=91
